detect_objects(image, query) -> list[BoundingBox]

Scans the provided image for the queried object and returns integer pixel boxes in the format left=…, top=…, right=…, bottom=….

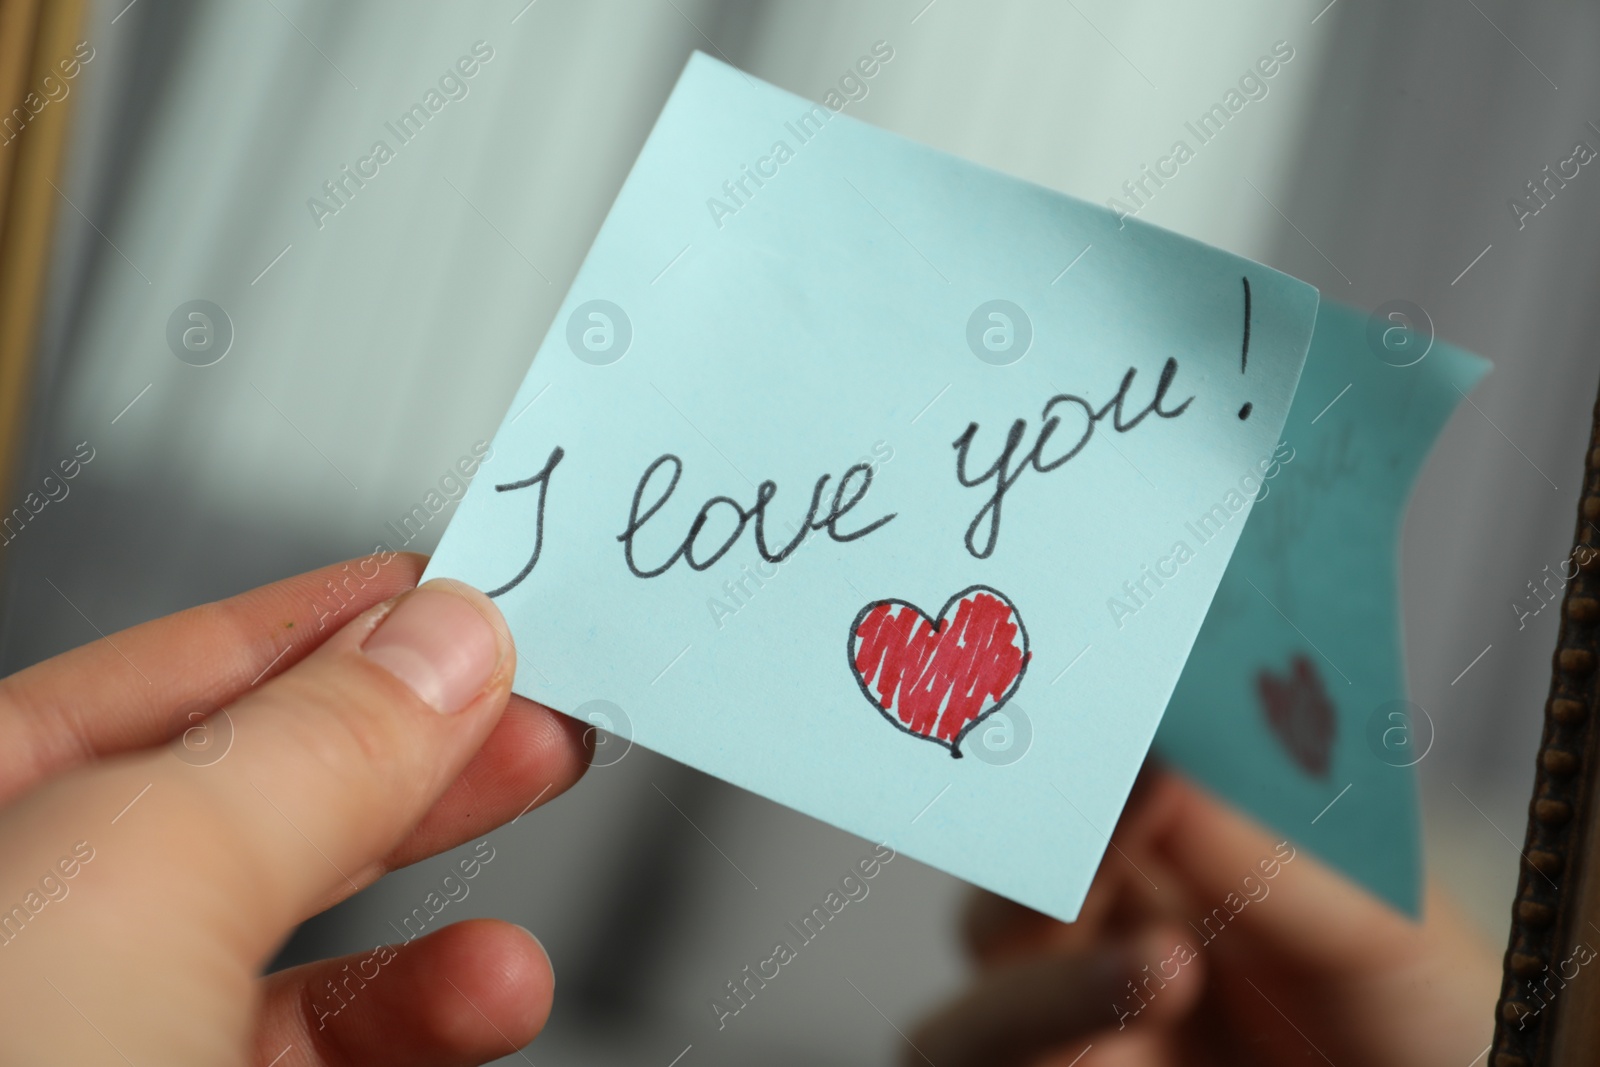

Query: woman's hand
left=908, top=767, right=1500, bottom=1067
left=0, top=554, right=589, bottom=1066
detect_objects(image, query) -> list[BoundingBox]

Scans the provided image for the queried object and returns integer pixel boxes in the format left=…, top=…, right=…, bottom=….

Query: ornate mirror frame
left=1492, top=382, right=1600, bottom=1066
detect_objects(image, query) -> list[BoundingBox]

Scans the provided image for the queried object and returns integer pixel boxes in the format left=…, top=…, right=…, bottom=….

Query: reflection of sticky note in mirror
left=423, top=52, right=1318, bottom=922
left=1156, top=300, right=1491, bottom=917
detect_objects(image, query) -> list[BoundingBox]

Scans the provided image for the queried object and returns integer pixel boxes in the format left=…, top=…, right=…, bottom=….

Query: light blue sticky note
left=423, top=53, right=1319, bottom=922
left=1156, top=300, right=1491, bottom=917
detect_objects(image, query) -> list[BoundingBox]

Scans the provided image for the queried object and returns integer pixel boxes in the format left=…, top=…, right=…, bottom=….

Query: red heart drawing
left=1257, top=654, right=1336, bottom=777
left=849, top=585, right=1031, bottom=758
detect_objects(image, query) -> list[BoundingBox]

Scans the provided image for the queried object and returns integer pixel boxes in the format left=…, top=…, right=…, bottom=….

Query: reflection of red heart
left=849, top=586, right=1031, bottom=758
left=1257, top=654, right=1336, bottom=777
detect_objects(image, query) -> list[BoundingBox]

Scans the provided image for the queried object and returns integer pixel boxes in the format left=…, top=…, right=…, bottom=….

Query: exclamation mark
left=1238, top=276, right=1253, bottom=421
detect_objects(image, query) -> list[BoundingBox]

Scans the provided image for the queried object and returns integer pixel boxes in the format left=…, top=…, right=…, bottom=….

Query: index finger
left=0, top=552, right=428, bottom=803
left=0, top=553, right=589, bottom=899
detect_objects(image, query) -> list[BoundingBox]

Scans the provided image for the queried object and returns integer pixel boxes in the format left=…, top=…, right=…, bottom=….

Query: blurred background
left=2, top=0, right=1597, bottom=1063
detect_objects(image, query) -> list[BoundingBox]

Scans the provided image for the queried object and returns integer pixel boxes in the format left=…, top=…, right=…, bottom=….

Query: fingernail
left=363, top=579, right=503, bottom=714
left=513, top=924, right=552, bottom=990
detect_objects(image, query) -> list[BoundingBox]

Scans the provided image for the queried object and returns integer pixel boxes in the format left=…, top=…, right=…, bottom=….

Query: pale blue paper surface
left=1156, top=301, right=1491, bottom=917
left=424, top=53, right=1318, bottom=922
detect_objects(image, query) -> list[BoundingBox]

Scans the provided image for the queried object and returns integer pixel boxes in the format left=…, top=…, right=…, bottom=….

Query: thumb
left=1146, top=771, right=1480, bottom=974
left=161, top=576, right=517, bottom=943
left=1142, top=767, right=1499, bottom=1065
left=0, top=578, right=518, bottom=1063
left=0, top=578, right=516, bottom=1030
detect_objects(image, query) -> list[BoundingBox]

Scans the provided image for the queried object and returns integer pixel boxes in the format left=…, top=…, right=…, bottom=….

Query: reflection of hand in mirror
left=909, top=766, right=1498, bottom=1067
left=0, top=556, right=589, bottom=1066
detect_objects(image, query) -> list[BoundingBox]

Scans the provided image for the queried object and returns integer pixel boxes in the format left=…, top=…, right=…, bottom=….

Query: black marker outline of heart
left=847, top=584, right=1032, bottom=759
